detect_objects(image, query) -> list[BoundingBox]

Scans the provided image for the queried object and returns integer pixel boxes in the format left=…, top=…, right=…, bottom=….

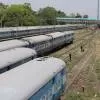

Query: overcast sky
left=0, top=0, right=98, bottom=18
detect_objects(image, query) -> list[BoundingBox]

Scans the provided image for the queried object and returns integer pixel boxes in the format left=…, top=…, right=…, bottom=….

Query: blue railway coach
left=0, top=57, right=67, bottom=100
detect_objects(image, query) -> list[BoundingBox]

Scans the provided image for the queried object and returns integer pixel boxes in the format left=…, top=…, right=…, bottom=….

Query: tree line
left=0, top=3, right=88, bottom=27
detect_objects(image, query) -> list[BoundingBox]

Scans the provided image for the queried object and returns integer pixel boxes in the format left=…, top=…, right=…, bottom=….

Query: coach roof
left=0, top=48, right=36, bottom=70
left=23, top=35, right=51, bottom=44
left=0, top=57, right=66, bottom=100
left=64, top=31, right=74, bottom=35
left=0, top=39, right=29, bottom=52
left=47, top=32, right=66, bottom=38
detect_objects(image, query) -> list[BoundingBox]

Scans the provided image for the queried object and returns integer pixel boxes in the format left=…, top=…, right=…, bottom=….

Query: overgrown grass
left=65, top=57, right=100, bottom=100
left=65, top=91, right=100, bottom=100
left=65, top=91, right=85, bottom=100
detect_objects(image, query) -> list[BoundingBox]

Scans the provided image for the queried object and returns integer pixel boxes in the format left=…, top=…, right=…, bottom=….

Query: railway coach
left=23, top=32, right=67, bottom=55
left=0, top=31, right=74, bottom=56
left=0, top=57, right=67, bottom=100
left=0, top=48, right=36, bottom=74
left=22, top=31, right=74, bottom=55
left=23, top=35, right=52, bottom=55
left=0, top=39, right=29, bottom=52
left=64, top=31, right=74, bottom=43
left=46, top=32, right=67, bottom=49
left=0, top=25, right=81, bottom=39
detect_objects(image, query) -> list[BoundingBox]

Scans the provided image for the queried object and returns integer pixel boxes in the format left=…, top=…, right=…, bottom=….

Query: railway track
left=66, top=45, right=93, bottom=90
left=64, top=32, right=95, bottom=100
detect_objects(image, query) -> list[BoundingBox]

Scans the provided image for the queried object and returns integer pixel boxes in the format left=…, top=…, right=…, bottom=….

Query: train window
left=61, top=69, right=65, bottom=75
left=41, top=42, right=46, bottom=49
left=52, top=77, right=55, bottom=84
left=36, top=43, right=44, bottom=50
left=58, top=78, right=62, bottom=86
left=35, top=44, right=39, bottom=50
left=40, top=95, right=46, bottom=100
left=23, top=57, right=32, bottom=63
left=31, top=44, right=34, bottom=47
left=31, top=56, right=34, bottom=60
left=48, top=89, right=52, bottom=100
left=45, top=41, right=50, bottom=48
left=7, top=66, right=10, bottom=71
left=6, top=56, right=32, bottom=71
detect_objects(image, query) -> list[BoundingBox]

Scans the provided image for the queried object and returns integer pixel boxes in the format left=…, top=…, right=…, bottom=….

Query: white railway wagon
left=0, top=48, right=37, bottom=73
left=0, top=25, right=83, bottom=39
left=23, top=35, right=52, bottom=55
left=47, top=32, right=66, bottom=48
left=0, top=39, right=29, bottom=52
left=64, top=31, right=74, bottom=43
left=23, top=31, right=74, bottom=55
left=0, top=31, right=74, bottom=55
left=0, top=57, right=66, bottom=100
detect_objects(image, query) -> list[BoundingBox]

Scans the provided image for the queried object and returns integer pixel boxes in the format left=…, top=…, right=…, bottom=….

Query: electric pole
left=97, top=0, right=99, bottom=20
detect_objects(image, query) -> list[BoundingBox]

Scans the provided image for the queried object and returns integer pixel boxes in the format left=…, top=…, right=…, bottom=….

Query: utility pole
left=97, top=0, right=99, bottom=20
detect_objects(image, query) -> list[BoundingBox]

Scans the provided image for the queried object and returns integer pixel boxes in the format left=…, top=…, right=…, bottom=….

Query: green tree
left=0, top=3, right=7, bottom=27
left=75, top=13, right=82, bottom=18
left=56, top=10, right=67, bottom=25
left=38, top=7, right=57, bottom=25
left=0, top=3, right=85, bottom=27
left=3, top=4, right=39, bottom=27
left=57, top=10, right=66, bottom=17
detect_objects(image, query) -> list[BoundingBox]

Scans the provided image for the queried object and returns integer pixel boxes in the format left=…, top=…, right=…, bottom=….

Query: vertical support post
left=97, top=0, right=99, bottom=20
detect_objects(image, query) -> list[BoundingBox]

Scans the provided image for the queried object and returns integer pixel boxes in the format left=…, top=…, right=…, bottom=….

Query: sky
left=0, top=0, right=98, bottom=18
